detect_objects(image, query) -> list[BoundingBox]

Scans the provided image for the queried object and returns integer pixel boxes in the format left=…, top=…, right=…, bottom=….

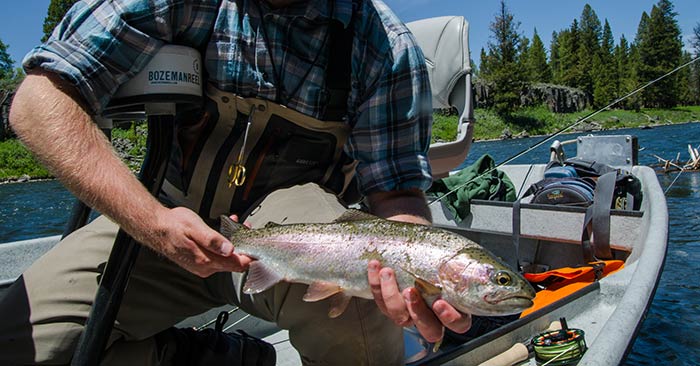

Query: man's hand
left=365, top=189, right=472, bottom=343
left=367, top=260, right=471, bottom=343
left=148, top=207, right=253, bottom=278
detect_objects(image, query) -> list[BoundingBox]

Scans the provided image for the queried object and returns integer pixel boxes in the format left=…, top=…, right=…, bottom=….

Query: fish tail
left=219, top=215, right=247, bottom=238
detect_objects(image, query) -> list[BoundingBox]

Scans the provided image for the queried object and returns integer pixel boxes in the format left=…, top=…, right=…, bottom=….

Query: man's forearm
left=366, top=188, right=432, bottom=225
left=9, top=71, right=168, bottom=247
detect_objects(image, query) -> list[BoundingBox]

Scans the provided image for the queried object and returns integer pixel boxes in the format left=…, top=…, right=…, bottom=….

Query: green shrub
left=0, top=139, right=51, bottom=179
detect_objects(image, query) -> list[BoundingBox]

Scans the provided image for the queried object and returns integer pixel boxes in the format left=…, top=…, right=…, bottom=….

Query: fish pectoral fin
left=220, top=215, right=248, bottom=238
left=242, top=261, right=283, bottom=294
left=333, top=209, right=379, bottom=223
left=328, top=293, right=352, bottom=318
left=414, top=278, right=443, bottom=309
left=302, top=281, right=343, bottom=302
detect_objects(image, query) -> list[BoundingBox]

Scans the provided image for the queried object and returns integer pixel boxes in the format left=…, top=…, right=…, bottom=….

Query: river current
left=2, top=122, right=700, bottom=365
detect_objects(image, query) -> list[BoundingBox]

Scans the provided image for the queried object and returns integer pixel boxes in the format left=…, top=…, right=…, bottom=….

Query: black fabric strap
left=512, top=199, right=522, bottom=271
left=323, top=17, right=353, bottom=121
left=581, top=171, right=617, bottom=262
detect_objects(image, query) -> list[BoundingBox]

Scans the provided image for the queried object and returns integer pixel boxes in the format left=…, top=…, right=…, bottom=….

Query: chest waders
left=161, top=85, right=357, bottom=223
left=71, top=15, right=354, bottom=364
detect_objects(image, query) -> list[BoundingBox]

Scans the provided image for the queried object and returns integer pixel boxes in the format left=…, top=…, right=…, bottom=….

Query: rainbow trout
left=220, top=210, right=535, bottom=318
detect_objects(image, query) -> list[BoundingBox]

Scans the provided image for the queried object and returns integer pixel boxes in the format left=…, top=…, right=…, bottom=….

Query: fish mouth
left=485, top=295, right=534, bottom=308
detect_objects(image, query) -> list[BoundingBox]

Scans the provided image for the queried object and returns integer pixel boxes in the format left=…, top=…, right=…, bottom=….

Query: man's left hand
left=367, top=260, right=472, bottom=343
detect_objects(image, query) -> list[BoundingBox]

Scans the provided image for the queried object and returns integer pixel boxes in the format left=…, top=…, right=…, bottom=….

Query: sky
left=0, top=0, right=698, bottom=70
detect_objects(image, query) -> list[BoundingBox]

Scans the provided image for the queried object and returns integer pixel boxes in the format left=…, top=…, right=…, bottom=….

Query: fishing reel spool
left=531, top=319, right=587, bottom=366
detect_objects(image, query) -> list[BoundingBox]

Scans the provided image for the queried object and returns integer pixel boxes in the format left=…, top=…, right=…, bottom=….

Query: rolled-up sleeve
left=22, top=0, right=219, bottom=114
left=346, top=19, right=433, bottom=195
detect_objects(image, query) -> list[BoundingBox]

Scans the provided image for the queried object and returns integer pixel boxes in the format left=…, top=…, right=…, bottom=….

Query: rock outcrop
left=474, top=80, right=591, bottom=113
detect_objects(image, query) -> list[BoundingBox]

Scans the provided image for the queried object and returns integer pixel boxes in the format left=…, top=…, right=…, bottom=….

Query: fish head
left=437, top=247, right=536, bottom=317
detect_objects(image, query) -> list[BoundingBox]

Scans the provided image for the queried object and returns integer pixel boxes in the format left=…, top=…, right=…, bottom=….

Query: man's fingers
left=198, top=230, right=234, bottom=257
left=379, top=268, right=413, bottom=327
left=433, top=300, right=472, bottom=334
left=368, top=260, right=388, bottom=314
left=403, top=288, right=444, bottom=343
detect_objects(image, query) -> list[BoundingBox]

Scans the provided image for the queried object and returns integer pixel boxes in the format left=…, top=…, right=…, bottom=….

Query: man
left=0, top=0, right=470, bottom=364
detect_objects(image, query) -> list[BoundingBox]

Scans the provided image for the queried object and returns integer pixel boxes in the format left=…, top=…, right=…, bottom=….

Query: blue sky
left=0, top=0, right=698, bottom=69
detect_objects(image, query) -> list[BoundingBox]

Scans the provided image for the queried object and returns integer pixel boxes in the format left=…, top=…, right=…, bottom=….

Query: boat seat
left=406, top=16, right=475, bottom=178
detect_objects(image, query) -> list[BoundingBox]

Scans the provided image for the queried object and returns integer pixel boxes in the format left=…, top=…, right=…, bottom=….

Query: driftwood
left=653, top=145, right=700, bottom=173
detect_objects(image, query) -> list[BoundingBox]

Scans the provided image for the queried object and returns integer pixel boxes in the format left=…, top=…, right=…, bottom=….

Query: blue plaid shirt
left=24, top=0, right=433, bottom=194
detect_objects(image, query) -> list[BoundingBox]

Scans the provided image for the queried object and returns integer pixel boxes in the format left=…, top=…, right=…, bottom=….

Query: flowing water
left=2, top=122, right=700, bottom=364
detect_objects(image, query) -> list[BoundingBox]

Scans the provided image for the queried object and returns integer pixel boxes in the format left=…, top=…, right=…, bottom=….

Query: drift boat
left=0, top=15, right=667, bottom=366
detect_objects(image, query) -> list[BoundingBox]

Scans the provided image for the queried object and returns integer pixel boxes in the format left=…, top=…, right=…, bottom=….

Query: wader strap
left=512, top=199, right=522, bottom=271
left=323, top=18, right=353, bottom=121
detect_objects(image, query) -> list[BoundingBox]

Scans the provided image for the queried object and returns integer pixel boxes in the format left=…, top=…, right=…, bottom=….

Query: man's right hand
left=148, top=207, right=253, bottom=277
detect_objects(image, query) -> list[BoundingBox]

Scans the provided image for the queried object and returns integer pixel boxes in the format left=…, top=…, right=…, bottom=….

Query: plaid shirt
left=24, top=0, right=433, bottom=194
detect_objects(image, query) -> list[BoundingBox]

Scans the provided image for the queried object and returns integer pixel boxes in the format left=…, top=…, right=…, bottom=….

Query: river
left=2, top=122, right=699, bottom=364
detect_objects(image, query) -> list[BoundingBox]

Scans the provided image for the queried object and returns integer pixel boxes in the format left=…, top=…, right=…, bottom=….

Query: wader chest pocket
left=237, top=115, right=338, bottom=203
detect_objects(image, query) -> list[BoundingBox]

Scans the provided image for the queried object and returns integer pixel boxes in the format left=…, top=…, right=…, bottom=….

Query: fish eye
left=494, top=271, right=512, bottom=286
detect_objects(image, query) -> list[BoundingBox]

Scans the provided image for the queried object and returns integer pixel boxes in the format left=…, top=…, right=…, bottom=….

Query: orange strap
left=520, top=260, right=624, bottom=318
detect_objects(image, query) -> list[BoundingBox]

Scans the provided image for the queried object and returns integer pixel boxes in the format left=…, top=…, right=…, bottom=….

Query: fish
left=220, top=210, right=535, bottom=318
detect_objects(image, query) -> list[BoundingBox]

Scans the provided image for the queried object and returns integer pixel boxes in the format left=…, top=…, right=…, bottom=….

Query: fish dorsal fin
left=220, top=215, right=247, bottom=238
left=333, top=209, right=378, bottom=223
left=242, top=261, right=283, bottom=295
left=263, top=222, right=283, bottom=229
left=328, top=293, right=352, bottom=318
left=302, top=281, right=343, bottom=302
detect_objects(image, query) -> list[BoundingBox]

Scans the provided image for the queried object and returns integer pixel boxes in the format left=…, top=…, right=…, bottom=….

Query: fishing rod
left=664, top=168, right=686, bottom=195
left=428, top=55, right=700, bottom=206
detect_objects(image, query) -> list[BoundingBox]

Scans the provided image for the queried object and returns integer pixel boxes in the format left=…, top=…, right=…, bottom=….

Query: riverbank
left=2, top=106, right=699, bottom=182
left=434, top=105, right=700, bottom=142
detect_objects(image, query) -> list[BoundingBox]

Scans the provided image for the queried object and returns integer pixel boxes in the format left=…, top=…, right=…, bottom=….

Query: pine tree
left=637, top=0, right=682, bottom=108
left=549, top=32, right=563, bottom=84
left=676, top=51, right=693, bottom=105
left=0, top=39, right=14, bottom=82
left=577, top=4, right=602, bottom=98
left=592, top=20, right=617, bottom=107
left=484, top=0, right=527, bottom=116
left=556, top=21, right=581, bottom=88
left=519, top=35, right=531, bottom=81
left=689, top=22, right=700, bottom=105
left=42, top=0, right=80, bottom=42
left=527, top=29, right=551, bottom=83
left=614, top=35, right=637, bottom=109
left=479, top=48, right=492, bottom=78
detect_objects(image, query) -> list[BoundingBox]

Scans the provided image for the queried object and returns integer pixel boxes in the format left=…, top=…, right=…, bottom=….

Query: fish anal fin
left=303, top=281, right=343, bottom=302
left=328, top=293, right=352, bottom=318
left=333, top=210, right=378, bottom=223
left=242, top=261, right=283, bottom=295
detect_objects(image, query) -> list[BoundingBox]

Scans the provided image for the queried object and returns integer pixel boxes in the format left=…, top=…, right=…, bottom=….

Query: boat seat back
left=406, top=16, right=475, bottom=178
